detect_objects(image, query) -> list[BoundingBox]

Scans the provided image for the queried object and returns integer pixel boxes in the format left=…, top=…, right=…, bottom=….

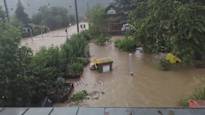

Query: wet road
left=21, top=24, right=205, bottom=107
left=21, top=22, right=88, bottom=53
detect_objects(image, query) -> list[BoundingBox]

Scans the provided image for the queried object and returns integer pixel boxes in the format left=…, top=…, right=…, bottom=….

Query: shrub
left=70, top=90, right=88, bottom=103
left=95, top=34, right=110, bottom=46
left=62, top=34, right=89, bottom=59
left=80, top=30, right=92, bottom=41
left=75, top=57, right=89, bottom=66
left=181, top=88, right=205, bottom=107
left=69, top=62, right=84, bottom=76
left=115, top=36, right=137, bottom=52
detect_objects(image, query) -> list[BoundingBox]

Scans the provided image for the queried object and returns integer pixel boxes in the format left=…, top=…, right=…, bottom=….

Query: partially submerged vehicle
left=90, top=57, right=113, bottom=73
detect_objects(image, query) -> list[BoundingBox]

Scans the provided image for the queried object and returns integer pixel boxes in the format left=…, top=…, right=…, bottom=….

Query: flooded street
left=21, top=22, right=89, bottom=53
left=64, top=37, right=205, bottom=107
left=21, top=25, right=205, bottom=107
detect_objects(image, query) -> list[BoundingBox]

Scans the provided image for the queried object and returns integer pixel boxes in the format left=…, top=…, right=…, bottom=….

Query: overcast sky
left=0, top=0, right=113, bottom=17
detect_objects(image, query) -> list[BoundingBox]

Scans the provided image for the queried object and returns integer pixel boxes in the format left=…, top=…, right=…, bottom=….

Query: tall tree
left=130, top=0, right=205, bottom=63
left=32, top=6, right=71, bottom=30
left=0, top=7, right=6, bottom=22
left=87, top=5, right=106, bottom=34
left=15, top=0, right=30, bottom=25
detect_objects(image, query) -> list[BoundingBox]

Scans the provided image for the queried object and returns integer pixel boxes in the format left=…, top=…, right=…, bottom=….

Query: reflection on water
left=55, top=36, right=205, bottom=107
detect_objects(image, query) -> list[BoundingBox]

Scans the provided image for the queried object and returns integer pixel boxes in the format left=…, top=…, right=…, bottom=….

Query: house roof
left=105, top=4, right=118, bottom=12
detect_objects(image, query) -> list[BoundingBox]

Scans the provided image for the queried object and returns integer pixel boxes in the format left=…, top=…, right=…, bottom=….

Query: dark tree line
left=13, top=0, right=75, bottom=35
left=15, top=0, right=30, bottom=26
left=32, top=6, right=75, bottom=30
left=114, top=0, right=205, bottom=64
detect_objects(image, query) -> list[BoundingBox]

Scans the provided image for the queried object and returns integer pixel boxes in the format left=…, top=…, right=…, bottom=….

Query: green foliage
left=68, top=63, right=84, bottom=76
left=70, top=90, right=88, bottom=103
left=75, top=57, right=89, bottom=66
left=32, top=6, right=74, bottom=30
left=32, top=47, right=63, bottom=78
left=0, top=22, right=35, bottom=106
left=181, top=88, right=205, bottom=107
left=80, top=30, right=92, bottom=41
left=95, top=34, right=110, bottom=46
left=130, top=0, right=205, bottom=64
left=0, top=22, right=89, bottom=106
left=61, top=34, right=89, bottom=78
left=88, top=5, right=106, bottom=34
left=33, top=33, right=89, bottom=80
left=115, top=36, right=136, bottom=52
left=87, top=5, right=111, bottom=46
left=62, top=34, right=89, bottom=60
left=15, top=0, right=30, bottom=25
left=9, top=16, right=22, bottom=28
left=0, top=7, right=6, bottom=22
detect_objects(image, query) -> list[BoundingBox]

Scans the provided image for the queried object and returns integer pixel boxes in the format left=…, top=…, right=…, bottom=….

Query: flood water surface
left=57, top=36, right=205, bottom=107
left=21, top=27, right=205, bottom=107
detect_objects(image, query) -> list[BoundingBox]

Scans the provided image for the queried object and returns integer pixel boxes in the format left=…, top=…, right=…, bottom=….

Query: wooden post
left=129, top=53, right=134, bottom=76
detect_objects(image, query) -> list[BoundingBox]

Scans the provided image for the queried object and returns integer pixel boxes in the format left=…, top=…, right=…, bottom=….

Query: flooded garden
left=1, top=0, right=205, bottom=108
left=55, top=36, right=205, bottom=107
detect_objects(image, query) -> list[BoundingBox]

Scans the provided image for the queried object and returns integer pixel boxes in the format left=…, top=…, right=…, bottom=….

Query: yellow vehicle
left=90, top=57, right=113, bottom=73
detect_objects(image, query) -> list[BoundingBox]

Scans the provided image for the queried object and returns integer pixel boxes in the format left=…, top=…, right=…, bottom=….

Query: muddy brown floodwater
left=54, top=36, right=205, bottom=107
left=20, top=25, right=205, bottom=107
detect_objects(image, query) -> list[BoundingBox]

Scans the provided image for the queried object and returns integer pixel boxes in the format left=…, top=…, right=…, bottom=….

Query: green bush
left=95, top=34, right=110, bottom=46
left=115, top=36, right=137, bottom=52
left=70, top=90, right=88, bottom=103
left=0, top=18, right=89, bottom=106
left=69, top=63, right=84, bottom=76
left=129, top=0, right=205, bottom=63
left=75, top=57, right=89, bottom=66
left=62, top=34, right=89, bottom=59
left=181, top=88, right=205, bottom=107
left=80, top=30, right=92, bottom=41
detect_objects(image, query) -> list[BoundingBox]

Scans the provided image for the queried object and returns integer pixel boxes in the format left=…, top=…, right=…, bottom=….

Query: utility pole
left=3, top=0, right=9, bottom=21
left=74, top=0, right=80, bottom=33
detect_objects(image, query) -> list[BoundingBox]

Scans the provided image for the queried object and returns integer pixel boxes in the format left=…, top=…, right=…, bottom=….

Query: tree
left=0, top=22, right=32, bottom=106
left=32, top=6, right=72, bottom=30
left=130, top=0, right=205, bottom=63
left=0, top=7, right=6, bottom=22
left=88, top=5, right=106, bottom=34
left=15, top=0, right=30, bottom=25
left=0, top=22, right=61, bottom=106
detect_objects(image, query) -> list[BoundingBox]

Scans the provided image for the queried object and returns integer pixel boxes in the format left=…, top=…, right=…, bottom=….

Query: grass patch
left=95, top=34, right=110, bottom=46
left=180, top=88, right=205, bottom=107
left=115, top=36, right=137, bottom=52
left=70, top=90, right=88, bottom=103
